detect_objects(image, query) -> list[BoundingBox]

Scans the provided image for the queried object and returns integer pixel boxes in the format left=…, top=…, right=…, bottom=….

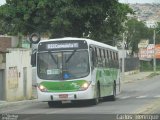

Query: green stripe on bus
left=40, top=80, right=87, bottom=92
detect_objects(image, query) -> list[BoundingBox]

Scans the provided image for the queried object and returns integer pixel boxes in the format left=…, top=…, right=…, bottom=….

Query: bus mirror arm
left=32, top=84, right=37, bottom=88
left=32, top=83, right=38, bottom=87
left=31, top=51, right=37, bottom=67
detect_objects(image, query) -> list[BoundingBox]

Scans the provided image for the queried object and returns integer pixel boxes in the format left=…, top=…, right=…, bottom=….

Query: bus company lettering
left=47, top=43, right=79, bottom=49
left=117, top=114, right=133, bottom=120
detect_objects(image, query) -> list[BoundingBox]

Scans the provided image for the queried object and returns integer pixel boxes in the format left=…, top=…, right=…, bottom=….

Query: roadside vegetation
left=140, top=60, right=160, bottom=72
left=0, top=1, right=160, bottom=60
left=147, top=72, right=160, bottom=78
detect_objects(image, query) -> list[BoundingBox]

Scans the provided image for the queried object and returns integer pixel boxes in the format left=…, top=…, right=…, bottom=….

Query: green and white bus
left=31, top=37, right=121, bottom=107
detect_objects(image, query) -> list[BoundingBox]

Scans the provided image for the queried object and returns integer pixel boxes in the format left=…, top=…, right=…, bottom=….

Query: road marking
left=136, top=96, right=147, bottom=99
left=119, top=95, right=160, bottom=100
left=120, top=96, right=131, bottom=99
left=154, top=95, right=160, bottom=98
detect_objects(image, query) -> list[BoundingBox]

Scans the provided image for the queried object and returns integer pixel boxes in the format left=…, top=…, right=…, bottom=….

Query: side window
left=95, top=47, right=98, bottom=57
left=89, top=46, right=96, bottom=67
left=113, top=52, right=115, bottom=60
left=110, top=51, right=112, bottom=60
left=115, top=52, right=118, bottom=60
left=100, top=48, right=103, bottom=67
left=95, top=48, right=98, bottom=66
left=108, top=50, right=110, bottom=59
left=115, top=52, right=119, bottom=68
left=101, top=49, right=105, bottom=67
left=105, top=50, right=109, bottom=67
left=110, top=51, right=115, bottom=68
left=99, top=48, right=101, bottom=58
left=101, top=49, right=104, bottom=58
left=115, top=52, right=117, bottom=60
left=106, top=50, right=109, bottom=59
left=94, top=47, right=97, bottom=57
left=97, top=48, right=100, bottom=67
left=103, top=49, right=106, bottom=58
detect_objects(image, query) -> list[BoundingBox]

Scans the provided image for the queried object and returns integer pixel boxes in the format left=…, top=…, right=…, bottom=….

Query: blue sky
left=119, top=0, right=160, bottom=3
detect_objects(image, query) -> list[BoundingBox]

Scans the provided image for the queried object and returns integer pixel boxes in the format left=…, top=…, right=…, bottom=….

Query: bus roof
left=39, top=37, right=118, bottom=51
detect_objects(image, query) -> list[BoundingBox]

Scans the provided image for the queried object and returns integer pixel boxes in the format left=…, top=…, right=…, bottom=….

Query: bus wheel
left=48, top=101, right=62, bottom=108
left=48, top=101, right=54, bottom=108
left=91, top=85, right=100, bottom=105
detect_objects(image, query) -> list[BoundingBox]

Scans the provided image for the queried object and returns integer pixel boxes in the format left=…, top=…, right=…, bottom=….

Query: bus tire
left=48, top=101, right=62, bottom=108
left=48, top=101, right=54, bottom=108
left=91, top=84, right=100, bottom=105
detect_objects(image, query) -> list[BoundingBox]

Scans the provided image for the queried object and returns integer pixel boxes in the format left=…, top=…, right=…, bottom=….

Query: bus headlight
left=80, top=81, right=91, bottom=91
left=38, top=84, right=48, bottom=92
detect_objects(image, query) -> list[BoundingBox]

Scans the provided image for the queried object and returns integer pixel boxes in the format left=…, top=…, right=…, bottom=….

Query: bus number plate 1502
left=59, top=94, right=68, bottom=98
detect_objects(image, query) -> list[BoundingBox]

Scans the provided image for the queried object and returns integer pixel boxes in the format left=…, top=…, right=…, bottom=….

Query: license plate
left=59, top=94, right=68, bottom=98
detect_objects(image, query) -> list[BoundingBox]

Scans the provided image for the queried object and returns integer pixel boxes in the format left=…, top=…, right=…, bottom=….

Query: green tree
left=125, top=18, right=153, bottom=54
left=0, top=0, right=133, bottom=44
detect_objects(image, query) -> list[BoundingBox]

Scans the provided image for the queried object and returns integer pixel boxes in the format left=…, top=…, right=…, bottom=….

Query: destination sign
left=47, top=43, right=79, bottom=49
left=38, top=40, right=88, bottom=51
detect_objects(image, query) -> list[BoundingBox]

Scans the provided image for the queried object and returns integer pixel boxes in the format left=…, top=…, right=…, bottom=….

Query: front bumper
left=37, top=85, right=95, bottom=102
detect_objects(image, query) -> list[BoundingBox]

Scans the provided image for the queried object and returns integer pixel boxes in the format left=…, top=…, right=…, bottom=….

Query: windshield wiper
left=65, top=49, right=77, bottom=63
left=48, top=51, right=58, bottom=65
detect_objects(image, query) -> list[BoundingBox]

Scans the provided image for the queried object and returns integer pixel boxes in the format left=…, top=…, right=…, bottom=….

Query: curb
left=123, top=72, right=153, bottom=83
left=0, top=99, right=38, bottom=109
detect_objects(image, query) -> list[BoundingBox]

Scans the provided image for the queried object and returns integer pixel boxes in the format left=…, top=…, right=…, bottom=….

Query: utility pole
left=122, top=33, right=125, bottom=81
left=153, top=30, right=156, bottom=72
left=153, top=29, right=160, bottom=72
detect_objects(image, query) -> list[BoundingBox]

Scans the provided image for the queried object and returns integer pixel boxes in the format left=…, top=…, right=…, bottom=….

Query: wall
left=11, top=36, right=19, bottom=48
left=0, top=36, right=12, bottom=52
left=5, top=48, right=32, bottom=101
left=0, top=70, right=5, bottom=100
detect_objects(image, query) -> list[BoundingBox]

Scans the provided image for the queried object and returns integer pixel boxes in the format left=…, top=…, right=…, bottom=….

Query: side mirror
left=31, top=51, right=37, bottom=67
left=29, top=33, right=41, bottom=44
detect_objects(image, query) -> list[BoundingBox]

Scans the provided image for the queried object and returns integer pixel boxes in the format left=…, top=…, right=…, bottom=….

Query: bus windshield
left=37, top=50, right=90, bottom=80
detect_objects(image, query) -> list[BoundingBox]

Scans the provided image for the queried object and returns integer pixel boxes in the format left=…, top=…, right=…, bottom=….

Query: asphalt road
left=0, top=75, right=160, bottom=120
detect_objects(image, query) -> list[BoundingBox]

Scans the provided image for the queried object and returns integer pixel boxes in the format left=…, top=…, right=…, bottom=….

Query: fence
left=120, top=57, right=140, bottom=72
